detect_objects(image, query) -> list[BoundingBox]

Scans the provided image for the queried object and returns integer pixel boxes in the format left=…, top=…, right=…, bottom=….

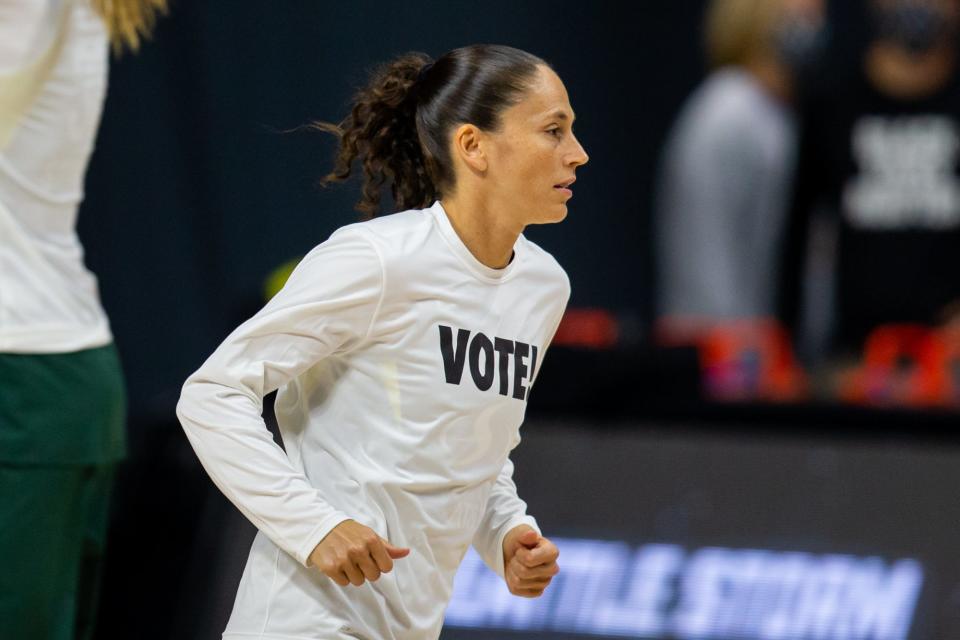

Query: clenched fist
left=309, top=519, right=410, bottom=587
left=502, top=525, right=559, bottom=598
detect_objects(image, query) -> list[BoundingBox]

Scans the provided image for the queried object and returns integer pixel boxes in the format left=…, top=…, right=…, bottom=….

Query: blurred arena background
left=72, top=0, right=960, bottom=637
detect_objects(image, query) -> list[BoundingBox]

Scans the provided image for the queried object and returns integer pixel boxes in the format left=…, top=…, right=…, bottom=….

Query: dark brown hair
left=314, top=45, right=548, bottom=218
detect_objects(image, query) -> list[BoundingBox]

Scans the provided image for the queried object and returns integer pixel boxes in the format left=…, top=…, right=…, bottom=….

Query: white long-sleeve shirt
left=176, top=201, right=570, bottom=640
left=0, top=0, right=113, bottom=353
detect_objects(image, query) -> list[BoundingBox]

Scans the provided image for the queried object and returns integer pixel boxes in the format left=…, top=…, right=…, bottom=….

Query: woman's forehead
left=513, top=66, right=574, bottom=122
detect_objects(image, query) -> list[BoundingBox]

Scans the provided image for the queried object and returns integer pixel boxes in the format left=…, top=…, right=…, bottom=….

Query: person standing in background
left=784, top=0, right=960, bottom=362
left=0, top=1, right=166, bottom=637
left=654, top=0, right=826, bottom=342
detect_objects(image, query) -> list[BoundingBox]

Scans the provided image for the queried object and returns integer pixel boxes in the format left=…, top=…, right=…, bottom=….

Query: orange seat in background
left=839, top=323, right=960, bottom=409
left=696, top=318, right=807, bottom=403
left=552, top=308, right=620, bottom=350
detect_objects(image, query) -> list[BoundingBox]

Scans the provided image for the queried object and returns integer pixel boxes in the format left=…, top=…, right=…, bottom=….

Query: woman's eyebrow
left=544, top=109, right=576, bottom=123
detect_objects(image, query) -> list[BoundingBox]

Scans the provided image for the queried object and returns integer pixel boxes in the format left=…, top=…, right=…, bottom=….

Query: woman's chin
left=547, top=203, right=569, bottom=223
left=522, top=202, right=568, bottom=226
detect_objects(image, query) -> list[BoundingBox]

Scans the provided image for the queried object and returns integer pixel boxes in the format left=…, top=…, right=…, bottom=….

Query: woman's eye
left=547, top=128, right=562, bottom=138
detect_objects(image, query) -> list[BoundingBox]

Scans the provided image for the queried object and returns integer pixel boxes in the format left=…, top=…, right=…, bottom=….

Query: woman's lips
left=554, top=177, right=576, bottom=197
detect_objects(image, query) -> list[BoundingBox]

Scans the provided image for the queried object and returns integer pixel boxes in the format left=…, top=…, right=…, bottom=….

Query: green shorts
left=0, top=344, right=126, bottom=638
left=0, top=344, right=126, bottom=464
left=0, top=463, right=114, bottom=640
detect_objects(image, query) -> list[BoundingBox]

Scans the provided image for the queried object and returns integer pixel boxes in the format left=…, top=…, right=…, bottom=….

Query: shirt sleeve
left=0, top=0, right=50, bottom=74
left=175, top=227, right=385, bottom=567
left=470, top=454, right=540, bottom=579
left=469, top=275, right=568, bottom=578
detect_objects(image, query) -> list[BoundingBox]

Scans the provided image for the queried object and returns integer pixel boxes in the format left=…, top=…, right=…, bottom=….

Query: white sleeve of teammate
left=0, top=0, right=49, bottom=74
left=176, top=228, right=384, bottom=568
left=471, top=454, right=540, bottom=579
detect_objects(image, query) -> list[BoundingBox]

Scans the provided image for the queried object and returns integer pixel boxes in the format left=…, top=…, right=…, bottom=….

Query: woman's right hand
left=309, top=519, right=410, bottom=587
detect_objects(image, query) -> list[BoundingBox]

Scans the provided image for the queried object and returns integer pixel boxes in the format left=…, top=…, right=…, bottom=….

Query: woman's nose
left=569, top=137, right=589, bottom=167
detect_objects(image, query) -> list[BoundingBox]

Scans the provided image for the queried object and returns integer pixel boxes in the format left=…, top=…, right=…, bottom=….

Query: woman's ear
left=451, top=123, right=488, bottom=174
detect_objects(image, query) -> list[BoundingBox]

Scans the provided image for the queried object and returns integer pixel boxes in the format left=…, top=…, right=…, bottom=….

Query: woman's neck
left=439, top=192, right=522, bottom=269
left=746, top=57, right=794, bottom=105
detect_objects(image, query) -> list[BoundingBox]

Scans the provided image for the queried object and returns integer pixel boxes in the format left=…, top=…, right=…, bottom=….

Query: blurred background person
left=784, top=0, right=960, bottom=370
left=0, top=0, right=166, bottom=638
left=653, top=0, right=826, bottom=345
left=652, top=0, right=825, bottom=402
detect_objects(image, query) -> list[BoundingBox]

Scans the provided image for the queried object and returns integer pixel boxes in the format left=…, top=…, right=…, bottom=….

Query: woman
left=0, top=1, right=165, bottom=638
left=177, top=44, right=588, bottom=639
left=654, top=0, right=824, bottom=338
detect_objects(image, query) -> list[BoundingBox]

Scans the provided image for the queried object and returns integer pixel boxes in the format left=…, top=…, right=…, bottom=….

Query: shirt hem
left=0, top=324, right=112, bottom=353
left=295, top=512, right=352, bottom=567
left=224, top=633, right=346, bottom=640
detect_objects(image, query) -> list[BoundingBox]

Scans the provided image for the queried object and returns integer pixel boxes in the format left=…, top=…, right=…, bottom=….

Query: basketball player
left=177, top=45, right=588, bottom=639
left=0, top=1, right=166, bottom=638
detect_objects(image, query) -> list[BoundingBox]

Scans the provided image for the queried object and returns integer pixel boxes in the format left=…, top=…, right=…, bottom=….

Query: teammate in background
left=177, top=45, right=587, bottom=639
left=654, top=0, right=826, bottom=343
left=0, top=1, right=166, bottom=638
left=784, top=0, right=960, bottom=361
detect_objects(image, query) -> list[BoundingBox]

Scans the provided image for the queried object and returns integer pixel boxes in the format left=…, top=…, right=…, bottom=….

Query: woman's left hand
left=501, top=525, right=560, bottom=598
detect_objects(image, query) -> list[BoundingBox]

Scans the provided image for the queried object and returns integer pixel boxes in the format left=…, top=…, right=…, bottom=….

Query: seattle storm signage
left=446, top=538, right=924, bottom=640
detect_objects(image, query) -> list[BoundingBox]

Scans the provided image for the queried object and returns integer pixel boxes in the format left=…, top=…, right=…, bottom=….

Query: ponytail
left=315, top=45, right=547, bottom=219
left=314, top=53, right=436, bottom=219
